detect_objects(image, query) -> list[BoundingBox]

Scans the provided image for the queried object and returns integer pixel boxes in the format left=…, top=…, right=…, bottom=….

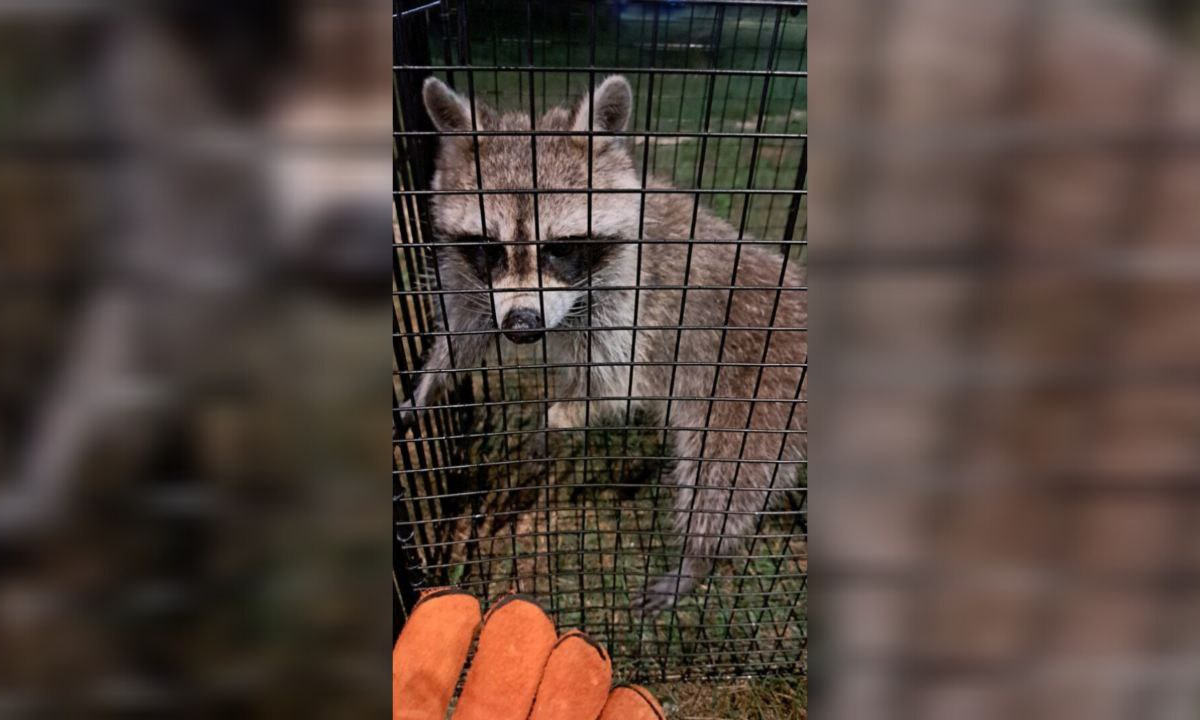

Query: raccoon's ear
left=422, top=77, right=494, bottom=132
left=572, top=75, right=633, bottom=147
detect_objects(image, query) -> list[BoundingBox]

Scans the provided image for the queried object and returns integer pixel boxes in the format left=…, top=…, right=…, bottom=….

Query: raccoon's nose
left=501, top=308, right=544, bottom=344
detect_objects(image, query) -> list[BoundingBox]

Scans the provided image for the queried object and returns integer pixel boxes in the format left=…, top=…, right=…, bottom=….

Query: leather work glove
left=393, top=589, right=666, bottom=720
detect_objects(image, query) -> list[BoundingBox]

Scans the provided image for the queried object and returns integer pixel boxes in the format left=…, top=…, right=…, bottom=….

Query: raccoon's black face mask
left=443, top=231, right=624, bottom=338
left=451, top=233, right=621, bottom=287
left=423, top=75, right=640, bottom=336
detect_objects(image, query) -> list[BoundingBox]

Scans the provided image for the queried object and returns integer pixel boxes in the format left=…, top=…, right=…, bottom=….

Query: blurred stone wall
left=812, top=1, right=1200, bottom=718
left=0, top=2, right=391, bottom=716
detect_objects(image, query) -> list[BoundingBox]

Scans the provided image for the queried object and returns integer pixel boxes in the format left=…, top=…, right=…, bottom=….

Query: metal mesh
left=393, top=0, right=806, bottom=681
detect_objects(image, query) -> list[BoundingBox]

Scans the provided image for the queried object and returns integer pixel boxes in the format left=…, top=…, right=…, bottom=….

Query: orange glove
left=393, top=589, right=665, bottom=720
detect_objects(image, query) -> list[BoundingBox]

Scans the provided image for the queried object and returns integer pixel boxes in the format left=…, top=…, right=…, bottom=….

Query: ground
left=653, top=677, right=807, bottom=720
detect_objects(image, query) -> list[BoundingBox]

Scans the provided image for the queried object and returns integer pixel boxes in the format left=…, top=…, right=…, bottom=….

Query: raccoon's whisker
left=456, top=300, right=496, bottom=318
left=564, top=300, right=591, bottom=315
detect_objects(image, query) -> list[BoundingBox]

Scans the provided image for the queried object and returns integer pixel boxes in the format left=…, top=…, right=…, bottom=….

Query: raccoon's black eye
left=468, top=235, right=503, bottom=259
left=544, top=236, right=585, bottom=259
left=456, top=235, right=504, bottom=274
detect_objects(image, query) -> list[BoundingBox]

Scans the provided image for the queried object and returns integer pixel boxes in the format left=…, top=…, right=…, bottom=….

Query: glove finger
left=393, top=588, right=482, bottom=720
left=528, top=630, right=613, bottom=720
left=453, top=594, right=557, bottom=720
left=599, top=685, right=666, bottom=720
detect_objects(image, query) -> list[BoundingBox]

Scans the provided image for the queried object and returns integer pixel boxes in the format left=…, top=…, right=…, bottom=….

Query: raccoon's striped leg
left=632, top=427, right=767, bottom=614
left=631, top=451, right=725, bottom=614
left=398, top=336, right=452, bottom=431
left=633, top=482, right=724, bottom=615
left=398, top=329, right=494, bottom=431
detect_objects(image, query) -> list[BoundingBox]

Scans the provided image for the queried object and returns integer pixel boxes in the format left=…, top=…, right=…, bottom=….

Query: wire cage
left=393, top=0, right=806, bottom=681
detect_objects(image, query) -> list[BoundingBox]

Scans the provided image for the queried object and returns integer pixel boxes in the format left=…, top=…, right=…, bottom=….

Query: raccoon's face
left=422, top=75, right=639, bottom=344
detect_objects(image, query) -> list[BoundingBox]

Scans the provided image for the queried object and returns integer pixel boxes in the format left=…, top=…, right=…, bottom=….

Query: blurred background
left=4, top=0, right=1200, bottom=718
left=811, top=0, right=1200, bottom=719
left=0, top=0, right=391, bottom=716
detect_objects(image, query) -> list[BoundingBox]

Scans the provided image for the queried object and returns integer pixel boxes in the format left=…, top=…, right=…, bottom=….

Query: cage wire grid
left=393, top=0, right=807, bottom=681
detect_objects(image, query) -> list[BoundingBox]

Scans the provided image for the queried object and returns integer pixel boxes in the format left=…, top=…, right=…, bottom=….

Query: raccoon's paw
left=630, top=573, right=696, bottom=615
left=396, top=398, right=420, bottom=433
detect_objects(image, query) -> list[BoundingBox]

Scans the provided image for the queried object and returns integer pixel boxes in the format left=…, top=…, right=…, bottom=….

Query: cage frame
left=394, top=0, right=807, bottom=682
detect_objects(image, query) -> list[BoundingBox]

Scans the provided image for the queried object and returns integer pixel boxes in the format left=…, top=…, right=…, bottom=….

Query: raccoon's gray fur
left=402, top=75, right=807, bottom=611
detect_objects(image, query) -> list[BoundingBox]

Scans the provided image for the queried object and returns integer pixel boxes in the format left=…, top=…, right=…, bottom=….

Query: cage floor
left=397, top=362, right=806, bottom=680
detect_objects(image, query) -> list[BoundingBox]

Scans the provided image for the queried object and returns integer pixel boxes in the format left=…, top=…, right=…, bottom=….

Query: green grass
left=652, top=676, right=807, bottom=720
left=414, top=1, right=807, bottom=242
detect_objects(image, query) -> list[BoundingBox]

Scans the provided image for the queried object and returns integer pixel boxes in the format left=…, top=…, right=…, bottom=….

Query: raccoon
left=400, top=75, right=807, bottom=611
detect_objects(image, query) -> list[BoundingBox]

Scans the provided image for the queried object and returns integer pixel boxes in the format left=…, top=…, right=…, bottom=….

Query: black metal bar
left=394, top=64, right=807, bottom=77
left=394, top=186, right=808, bottom=194
left=394, top=0, right=440, bottom=636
